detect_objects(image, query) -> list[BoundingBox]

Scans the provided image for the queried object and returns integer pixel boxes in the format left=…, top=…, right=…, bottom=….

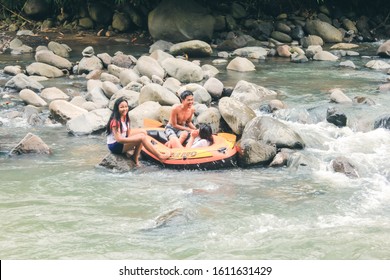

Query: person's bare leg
left=167, top=136, right=183, bottom=148
left=178, top=131, right=189, bottom=145
left=132, top=143, right=142, bottom=166
left=141, top=136, right=170, bottom=160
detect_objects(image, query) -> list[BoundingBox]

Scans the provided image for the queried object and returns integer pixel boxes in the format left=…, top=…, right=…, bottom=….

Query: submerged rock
left=326, top=107, right=347, bottom=127
left=374, top=114, right=390, bottom=130
left=331, top=156, right=359, bottom=178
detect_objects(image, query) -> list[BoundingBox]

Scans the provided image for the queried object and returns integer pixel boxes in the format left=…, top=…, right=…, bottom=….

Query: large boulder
left=139, top=83, right=180, bottom=106
left=148, top=0, right=215, bottom=42
left=377, top=40, right=390, bottom=58
left=169, top=40, right=212, bottom=57
left=40, top=87, right=69, bottom=102
left=305, top=19, right=343, bottom=43
left=88, top=2, right=113, bottom=25
left=242, top=116, right=305, bottom=149
left=78, top=56, right=104, bottom=74
left=23, top=0, right=50, bottom=20
left=49, top=100, right=88, bottom=124
left=67, top=108, right=111, bottom=135
left=5, top=73, right=44, bottom=92
left=230, top=80, right=277, bottom=108
left=35, top=50, right=72, bottom=70
left=196, top=107, right=221, bottom=133
left=161, top=57, right=203, bottom=83
left=26, top=62, right=64, bottom=78
left=226, top=57, right=255, bottom=72
left=236, top=138, right=277, bottom=167
left=109, top=90, right=140, bottom=110
left=48, top=41, right=71, bottom=58
left=218, top=97, right=256, bottom=135
left=19, top=89, right=47, bottom=107
left=136, top=55, right=165, bottom=79
left=178, top=84, right=212, bottom=106
left=128, top=101, right=162, bottom=128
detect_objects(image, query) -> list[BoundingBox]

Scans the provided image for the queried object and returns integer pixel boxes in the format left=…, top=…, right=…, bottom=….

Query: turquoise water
left=1, top=42, right=390, bottom=259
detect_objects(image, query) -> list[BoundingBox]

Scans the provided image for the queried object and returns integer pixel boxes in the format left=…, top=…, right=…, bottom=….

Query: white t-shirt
left=107, top=120, right=128, bottom=144
left=191, top=137, right=210, bottom=148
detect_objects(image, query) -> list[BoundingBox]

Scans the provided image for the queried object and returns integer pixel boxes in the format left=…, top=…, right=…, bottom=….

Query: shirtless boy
left=165, top=90, right=196, bottom=148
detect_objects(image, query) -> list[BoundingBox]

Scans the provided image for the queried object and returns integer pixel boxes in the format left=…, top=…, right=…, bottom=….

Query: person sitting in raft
left=164, top=90, right=196, bottom=148
left=185, top=123, right=214, bottom=148
left=106, top=97, right=170, bottom=165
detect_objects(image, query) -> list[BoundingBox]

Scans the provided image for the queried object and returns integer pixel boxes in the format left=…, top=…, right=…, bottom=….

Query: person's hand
left=190, top=129, right=199, bottom=138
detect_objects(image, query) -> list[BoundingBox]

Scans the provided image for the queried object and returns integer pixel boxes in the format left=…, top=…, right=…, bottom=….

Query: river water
left=0, top=40, right=389, bottom=260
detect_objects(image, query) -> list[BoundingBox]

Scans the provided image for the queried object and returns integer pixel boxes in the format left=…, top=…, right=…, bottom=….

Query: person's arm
left=185, top=130, right=199, bottom=148
left=112, top=121, right=130, bottom=143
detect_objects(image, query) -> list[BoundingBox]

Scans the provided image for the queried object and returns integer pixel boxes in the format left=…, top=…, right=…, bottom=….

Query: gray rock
left=9, top=132, right=51, bottom=155
left=231, top=80, right=277, bottom=109
left=301, top=35, right=324, bottom=48
left=78, top=56, right=103, bottom=74
left=139, top=83, right=180, bottom=106
left=5, top=73, right=44, bottom=92
left=170, top=40, right=212, bottom=57
left=374, top=114, right=390, bottom=130
left=136, top=55, right=165, bottom=79
left=3, top=65, right=24, bottom=75
left=376, top=39, right=390, bottom=58
left=98, top=153, right=136, bottom=172
left=49, top=100, right=88, bottom=124
left=161, top=57, right=203, bottom=83
left=326, top=107, right=347, bottom=127
left=67, top=108, right=111, bottom=135
left=242, top=116, right=305, bottom=149
left=112, top=52, right=137, bottom=68
left=48, top=41, right=71, bottom=58
left=271, top=31, right=292, bottom=43
left=226, top=57, right=255, bottom=72
left=306, top=19, right=343, bottom=43
left=332, top=156, right=359, bottom=178
left=196, top=107, right=221, bottom=134
left=313, top=50, right=339, bottom=61
left=329, top=88, right=353, bottom=103
left=218, top=97, right=256, bottom=135
left=128, top=101, right=162, bottom=128
left=19, top=89, right=47, bottom=107
left=35, top=50, right=72, bottom=70
left=109, top=90, right=140, bottom=111
left=148, top=0, right=215, bottom=42
left=26, top=62, right=64, bottom=78
left=236, top=138, right=277, bottom=167
left=41, top=87, right=69, bottom=102
left=203, top=77, right=224, bottom=99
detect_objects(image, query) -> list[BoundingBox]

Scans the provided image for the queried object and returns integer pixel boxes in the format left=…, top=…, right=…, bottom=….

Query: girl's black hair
left=106, top=97, right=129, bottom=135
left=198, top=123, right=214, bottom=145
left=180, top=90, right=193, bottom=101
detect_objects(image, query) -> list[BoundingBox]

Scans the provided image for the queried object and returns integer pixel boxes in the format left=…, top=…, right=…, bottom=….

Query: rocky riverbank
left=1, top=0, right=390, bottom=174
left=1, top=27, right=390, bottom=174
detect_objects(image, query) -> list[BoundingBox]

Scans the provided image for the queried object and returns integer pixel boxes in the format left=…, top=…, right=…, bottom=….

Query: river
left=0, top=38, right=389, bottom=259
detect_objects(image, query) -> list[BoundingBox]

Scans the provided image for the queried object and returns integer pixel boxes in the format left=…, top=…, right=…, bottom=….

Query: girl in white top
left=106, top=97, right=170, bottom=166
left=186, top=123, right=214, bottom=148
